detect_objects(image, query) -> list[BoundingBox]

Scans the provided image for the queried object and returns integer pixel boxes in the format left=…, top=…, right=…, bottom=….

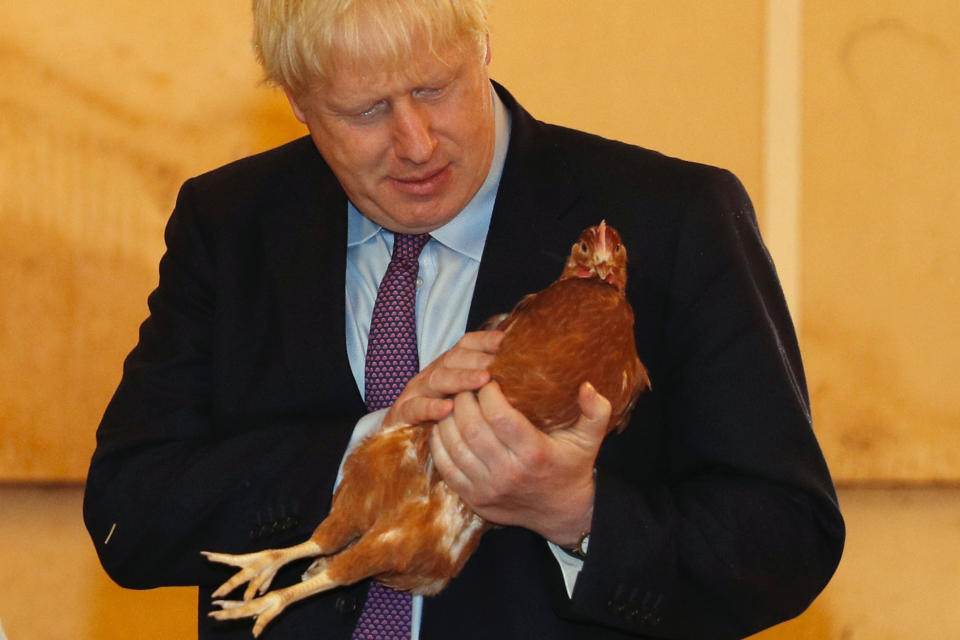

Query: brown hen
left=203, top=221, right=649, bottom=636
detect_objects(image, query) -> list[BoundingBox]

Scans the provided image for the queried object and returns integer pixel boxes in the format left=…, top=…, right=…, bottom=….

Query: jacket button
left=335, top=595, right=359, bottom=615
left=607, top=600, right=626, bottom=615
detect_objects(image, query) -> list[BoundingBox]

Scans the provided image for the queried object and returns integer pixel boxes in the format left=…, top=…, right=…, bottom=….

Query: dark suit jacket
left=84, top=83, right=844, bottom=639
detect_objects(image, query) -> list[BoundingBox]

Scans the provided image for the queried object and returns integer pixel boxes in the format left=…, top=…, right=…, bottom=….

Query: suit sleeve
left=83, top=179, right=353, bottom=590
left=567, top=170, right=845, bottom=639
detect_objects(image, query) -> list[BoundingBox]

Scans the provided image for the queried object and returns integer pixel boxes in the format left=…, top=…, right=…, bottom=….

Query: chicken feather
left=203, top=222, right=649, bottom=636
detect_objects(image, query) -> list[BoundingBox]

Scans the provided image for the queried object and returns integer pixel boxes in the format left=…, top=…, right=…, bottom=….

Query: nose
left=391, top=102, right=437, bottom=164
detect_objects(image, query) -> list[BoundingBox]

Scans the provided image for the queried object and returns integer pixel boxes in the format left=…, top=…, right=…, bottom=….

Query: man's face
left=286, top=38, right=496, bottom=234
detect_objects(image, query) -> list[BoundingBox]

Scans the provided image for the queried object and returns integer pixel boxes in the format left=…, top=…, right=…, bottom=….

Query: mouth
left=388, top=165, right=452, bottom=197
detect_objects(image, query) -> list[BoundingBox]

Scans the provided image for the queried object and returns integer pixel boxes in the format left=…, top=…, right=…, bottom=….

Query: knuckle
left=459, top=418, right=485, bottom=447
left=523, top=446, right=547, bottom=470
left=436, top=350, right=454, bottom=371
left=456, top=370, right=479, bottom=389
left=427, top=366, right=450, bottom=393
left=476, top=353, right=496, bottom=370
left=484, top=403, right=512, bottom=429
left=453, top=334, right=474, bottom=352
left=502, top=464, right=525, bottom=488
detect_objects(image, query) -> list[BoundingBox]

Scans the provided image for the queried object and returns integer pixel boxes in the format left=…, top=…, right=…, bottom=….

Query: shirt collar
left=347, top=83, right=512, bottom=262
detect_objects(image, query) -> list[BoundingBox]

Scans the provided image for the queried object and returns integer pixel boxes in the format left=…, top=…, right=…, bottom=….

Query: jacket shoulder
left=169, top=136, right=338, bottom=233
left=185, top=136, right=323, bottom=197
left=540, top=122, right=745, bottom=207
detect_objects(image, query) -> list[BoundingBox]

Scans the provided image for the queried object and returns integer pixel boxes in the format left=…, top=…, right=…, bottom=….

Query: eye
left=413, top=86, right=444, bottom=100
left=355, top=101, right=387, bottom=119
left=579, top=242, right=589, bottom=253
left=615, top=244, right=623, bottom=253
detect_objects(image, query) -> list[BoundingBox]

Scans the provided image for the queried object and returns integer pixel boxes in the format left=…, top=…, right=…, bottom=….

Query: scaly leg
left=203, top=540, right=322, bottom=601
left=210, top=526, right=417, bottom=637
left=203, top=500, right=373, bottom=602
left=210, top=571, right=337, bottom=638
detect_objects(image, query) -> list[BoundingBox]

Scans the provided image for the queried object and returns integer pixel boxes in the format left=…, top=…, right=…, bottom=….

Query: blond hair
left=252, top=0, right=490, bottom=96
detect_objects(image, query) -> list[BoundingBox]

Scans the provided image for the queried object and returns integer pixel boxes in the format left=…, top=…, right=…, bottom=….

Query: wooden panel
left=1, top=2, right=766, bottom=480
left=488, top=0, right=765, bottom=206
left=4, top=485, right=959, bottom=639
left=801, top=1, right=960, bottom=480
left=749, top=487, right=960, bottom=639
left=0, top=486, right=194, bottom=639
left=0, top=0, right=303, bottom=480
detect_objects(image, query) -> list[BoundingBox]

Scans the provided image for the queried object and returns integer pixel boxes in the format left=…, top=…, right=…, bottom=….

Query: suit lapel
left=261, top=140, right=365, bottom=413
left=467, top=84, right=590, bottom=329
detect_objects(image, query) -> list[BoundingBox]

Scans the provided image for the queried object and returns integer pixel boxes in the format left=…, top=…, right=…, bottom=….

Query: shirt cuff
left=547, top=540, right=584, bottom=598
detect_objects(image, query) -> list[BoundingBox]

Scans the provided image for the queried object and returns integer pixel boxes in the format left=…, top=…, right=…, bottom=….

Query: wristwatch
left=569, top=530, right=590, bottom=559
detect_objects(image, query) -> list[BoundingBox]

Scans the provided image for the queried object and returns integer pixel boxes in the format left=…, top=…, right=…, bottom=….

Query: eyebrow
left=322, top=60, right=463, bottom=114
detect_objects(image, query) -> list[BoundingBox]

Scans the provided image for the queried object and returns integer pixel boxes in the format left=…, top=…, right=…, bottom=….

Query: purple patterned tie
left=353, top=232, right=430, bottom=639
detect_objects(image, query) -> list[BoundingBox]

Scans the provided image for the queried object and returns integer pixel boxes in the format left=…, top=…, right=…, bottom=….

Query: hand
left=383, top=330, right=504, bottom=428
left=430, top=380, right=612, bottom=547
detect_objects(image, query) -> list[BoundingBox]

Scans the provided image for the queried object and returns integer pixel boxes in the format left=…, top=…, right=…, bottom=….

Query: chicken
left=203, top=221, right=650, bottom=636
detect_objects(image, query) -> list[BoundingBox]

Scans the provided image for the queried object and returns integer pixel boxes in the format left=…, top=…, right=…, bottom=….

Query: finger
left=429, top=421, right=474, bottom=493
left=404, top=343, right=496, bottom=400
left=475, top=381, right=541, bottom=454
left=569, top=381, right=612, bottom=445
left=452, top=388, right=524, bottom=473
left=431, top=343, right=497, bottom=374
left=422, top=335, right=499, bottom=382
left=385, top=365, right=489, bottom=428
left=455, top=329, right=505, bottom=354
left=385, top=396, right=454, bottom=428
left=423, top=366, right=492, bottom=397
left=434, top=393, right=497, bottom=483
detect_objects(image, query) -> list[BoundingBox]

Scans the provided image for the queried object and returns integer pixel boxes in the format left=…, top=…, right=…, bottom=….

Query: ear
left=283, top=86, right=308, bottom=124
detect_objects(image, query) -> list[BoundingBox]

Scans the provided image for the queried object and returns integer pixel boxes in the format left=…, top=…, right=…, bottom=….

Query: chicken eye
left=579, top=242, right=588, bottom=253
left=615, top=244, right=623, bottom=253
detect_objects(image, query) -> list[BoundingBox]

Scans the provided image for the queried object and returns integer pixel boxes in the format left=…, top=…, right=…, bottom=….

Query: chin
left=384, top=203, right=463, bottom=233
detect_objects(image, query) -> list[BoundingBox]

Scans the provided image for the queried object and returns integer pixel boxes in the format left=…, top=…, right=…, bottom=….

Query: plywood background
left=0, top=0, right=304, bottom=479
left=801, top=1, right=960, bottom=481
left=0, top=0, right=957, bottom=482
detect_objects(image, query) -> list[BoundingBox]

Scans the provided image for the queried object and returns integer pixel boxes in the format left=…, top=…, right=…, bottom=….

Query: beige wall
left=4, top=1, right=957, bottom=483
left=0, top=0, right=303, bottom=480
left=800, top=1, right=960, bottom=481
left=2, top=485, right=958, bottom=639
left=0, top=0, right=768, bottom=481
left=1, top=1, right=958, bottom=638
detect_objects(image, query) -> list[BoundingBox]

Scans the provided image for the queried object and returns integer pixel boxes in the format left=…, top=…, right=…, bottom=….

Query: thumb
left=385, top=396, right=455, bottom=429
left=570, top=381, right=612, bottom=445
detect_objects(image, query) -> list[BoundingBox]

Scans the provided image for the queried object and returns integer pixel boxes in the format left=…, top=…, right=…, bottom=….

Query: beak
left=592, top=248, right=613, bottom=281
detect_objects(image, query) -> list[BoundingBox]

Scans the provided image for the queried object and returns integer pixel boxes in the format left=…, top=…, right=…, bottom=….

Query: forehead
left=319, top=40, right=475, bottom=106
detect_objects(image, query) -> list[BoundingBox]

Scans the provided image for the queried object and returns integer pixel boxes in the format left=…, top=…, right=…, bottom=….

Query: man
left=84, top=1, right=844, bottom=638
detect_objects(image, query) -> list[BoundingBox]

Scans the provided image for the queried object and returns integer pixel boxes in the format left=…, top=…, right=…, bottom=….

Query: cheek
left=437, top=93, right=490, bottom=149
left=316, top=133, right=386, bottom=181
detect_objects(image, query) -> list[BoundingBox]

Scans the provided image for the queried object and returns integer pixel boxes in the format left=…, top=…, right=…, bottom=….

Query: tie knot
left=392, top=233, right=430, bottom=265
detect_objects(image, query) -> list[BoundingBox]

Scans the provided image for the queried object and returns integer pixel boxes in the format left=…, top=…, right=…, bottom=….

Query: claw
left=202, top=550, right=282, bottom=600
left=211, top=593, right=284, bottom=637
left=202, top=540, right=323, bottom=600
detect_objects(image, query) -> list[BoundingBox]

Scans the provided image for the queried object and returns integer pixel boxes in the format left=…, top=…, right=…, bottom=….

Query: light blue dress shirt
left=338, top=86, right=581, bottom=637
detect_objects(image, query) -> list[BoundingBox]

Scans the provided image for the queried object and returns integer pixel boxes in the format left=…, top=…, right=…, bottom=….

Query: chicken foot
left=203, top=496, right=374, bottom=601
left=208, top=527, right=412, bottom=637
left=210, top=569, right=337, bottom=637
left=203, top=540, right=323, bottom=601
